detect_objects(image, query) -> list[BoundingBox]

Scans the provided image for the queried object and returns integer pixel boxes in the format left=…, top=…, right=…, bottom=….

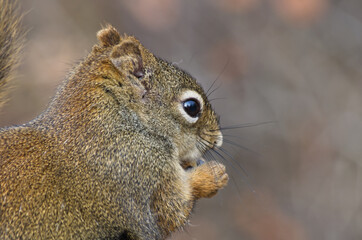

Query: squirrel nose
left=214, top=133, right=223, bottom=148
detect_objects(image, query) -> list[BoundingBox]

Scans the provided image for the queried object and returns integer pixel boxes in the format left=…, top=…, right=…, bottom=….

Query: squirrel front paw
left=190, top=161, right=229, bottom=200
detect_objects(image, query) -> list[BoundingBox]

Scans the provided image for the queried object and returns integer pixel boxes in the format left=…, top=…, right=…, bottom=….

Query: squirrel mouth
left=180, top=158, right=205, bottom=171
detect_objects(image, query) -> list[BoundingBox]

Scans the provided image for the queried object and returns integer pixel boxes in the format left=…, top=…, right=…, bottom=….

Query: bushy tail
left=0, top=0, right=24, bottom=109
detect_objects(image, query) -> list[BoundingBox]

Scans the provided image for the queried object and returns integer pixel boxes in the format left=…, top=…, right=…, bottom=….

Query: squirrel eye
left=178, top=90, right=204, bottom=124
left=183, top=99, right=200, bottom=118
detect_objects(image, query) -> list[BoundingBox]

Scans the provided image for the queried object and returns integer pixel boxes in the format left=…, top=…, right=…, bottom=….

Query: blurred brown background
left=1, top=0, right=361, bottom=239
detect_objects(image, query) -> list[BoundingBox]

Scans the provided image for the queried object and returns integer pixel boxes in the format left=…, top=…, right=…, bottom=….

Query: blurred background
left=1, top=0, right=361, bottom=239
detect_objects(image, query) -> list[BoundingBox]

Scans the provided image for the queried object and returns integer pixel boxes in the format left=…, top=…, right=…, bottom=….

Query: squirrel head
left=84, top=25, right=223, bottom=168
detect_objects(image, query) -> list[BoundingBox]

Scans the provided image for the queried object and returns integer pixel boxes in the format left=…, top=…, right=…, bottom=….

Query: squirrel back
left=0, top=0, right=24, bottom=109
left=0, top=1, right=228, bottom=239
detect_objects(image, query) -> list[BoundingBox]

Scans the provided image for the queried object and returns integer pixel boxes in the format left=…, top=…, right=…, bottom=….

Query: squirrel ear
left=97, top=25, right=121, bottom=47
left=110, top=39, right=145, bottom=79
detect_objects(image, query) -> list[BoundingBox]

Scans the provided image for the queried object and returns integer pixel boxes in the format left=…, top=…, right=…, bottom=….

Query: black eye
left=183, top=98, right=201, bottom=118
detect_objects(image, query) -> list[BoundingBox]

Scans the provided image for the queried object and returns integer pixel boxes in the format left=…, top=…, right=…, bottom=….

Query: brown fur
left=0, top=2, right=228, bottom=239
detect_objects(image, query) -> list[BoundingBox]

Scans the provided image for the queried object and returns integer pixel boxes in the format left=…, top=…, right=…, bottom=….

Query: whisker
left=221, top=134, right=245, bottom=140
left=219, top=147, right=249, bottom=177
left=198, top=138, right=217, bottom=160
left=206, top=77, right=219, bottom=96
left=199, top=131, right=258, bottom=156
left=211, top=148, right=255, bottom=193
left=209, top=97, right=227, bottom=102
left=206, top=82, right=222, bottom=98
left=198, top=136, right=242, bottom=175
left=223, top=139, right=259, bottom=156
left=205, top=58, right=229, bottom=96
left=203, top=149, right=213, bottom=162
left=209, top=121, right=275, bottom=132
